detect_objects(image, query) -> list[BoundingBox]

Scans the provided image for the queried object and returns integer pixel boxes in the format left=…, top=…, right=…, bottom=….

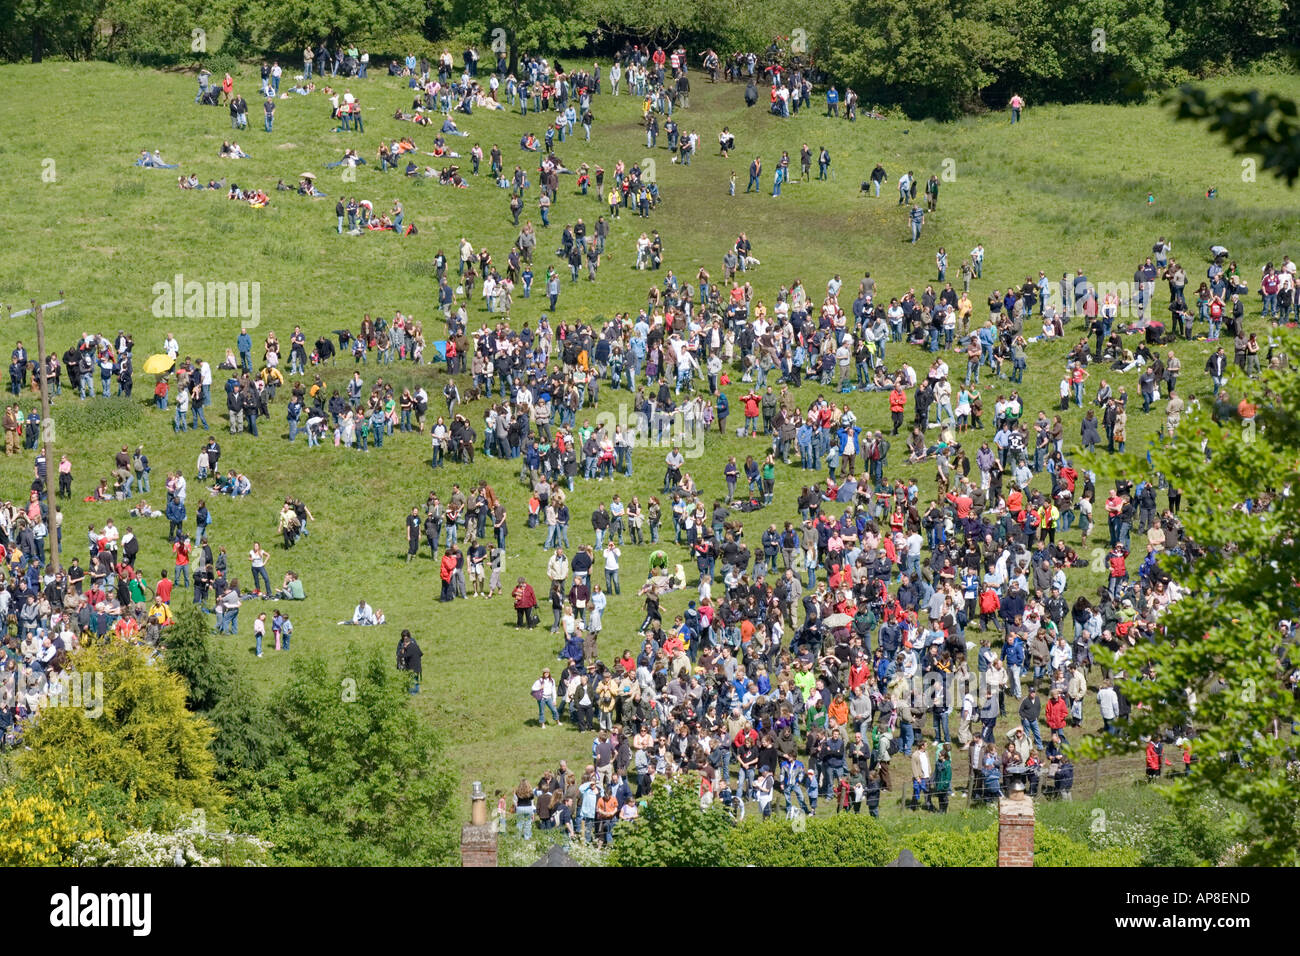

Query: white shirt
left=1097, top=687, right=1119, bottom=719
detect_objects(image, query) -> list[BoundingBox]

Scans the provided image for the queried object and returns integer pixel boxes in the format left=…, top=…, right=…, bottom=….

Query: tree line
left=2, top=0, right=1296, bottom=119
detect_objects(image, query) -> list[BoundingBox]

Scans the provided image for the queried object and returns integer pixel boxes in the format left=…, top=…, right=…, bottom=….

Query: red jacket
left=1045, top=696, right=1068, bottom=729
left=1146, top=741, right=1164, bottom=771
left=513, top=582, right=537, bottom=609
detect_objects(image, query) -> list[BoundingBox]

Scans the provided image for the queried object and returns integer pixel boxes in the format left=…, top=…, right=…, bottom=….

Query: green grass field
left=3, top=61, right=1297, bottom=828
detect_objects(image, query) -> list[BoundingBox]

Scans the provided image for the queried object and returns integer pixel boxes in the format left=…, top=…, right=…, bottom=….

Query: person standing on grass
left=249, top=542, right=271, bottom=594
left=263, top=96, right=275, bottom=133
left=1009, top=93, right=1024, bottom=123
left=532, top=668, right=559, bottom=726
left=909, top=204, right=925, bottom=244
left=398, top=629, right=423, bottom=693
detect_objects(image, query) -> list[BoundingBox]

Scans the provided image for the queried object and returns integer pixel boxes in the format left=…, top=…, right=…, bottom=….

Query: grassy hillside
left=3, top=60, right=1297, bottom=817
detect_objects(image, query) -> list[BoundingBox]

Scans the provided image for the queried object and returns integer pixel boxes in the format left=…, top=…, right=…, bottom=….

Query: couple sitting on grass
left=134, top=149, right=177, bottom=168
left=179, top=174, right=224, bottom=190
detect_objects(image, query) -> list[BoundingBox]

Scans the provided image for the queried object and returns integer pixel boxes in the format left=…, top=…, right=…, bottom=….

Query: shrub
left=1035, top=827, right=1141, bottom=867
left=610, top=774, right=733, bottom=867
left=201, top=54, right=239, bottom=78
left=901, top=825, right=998, bottom=866
left=0, top=768, right=105, bottom=866
left=1139, top=801, right=1234, bottom=867
left=729, top=812, right=897, bottom=866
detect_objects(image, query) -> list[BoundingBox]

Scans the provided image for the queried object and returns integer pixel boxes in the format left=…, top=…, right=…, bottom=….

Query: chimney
left=461, top=781, right=498, bottom=867
left=997, top=786, right=1035, bottom=867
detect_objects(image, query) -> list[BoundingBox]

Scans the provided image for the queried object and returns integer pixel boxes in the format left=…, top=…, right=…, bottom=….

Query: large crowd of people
left=63, top=42, right=1290, bottom=847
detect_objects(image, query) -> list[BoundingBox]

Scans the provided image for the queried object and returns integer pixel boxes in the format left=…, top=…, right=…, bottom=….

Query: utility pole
left=8, top=294, right=65, bottom=576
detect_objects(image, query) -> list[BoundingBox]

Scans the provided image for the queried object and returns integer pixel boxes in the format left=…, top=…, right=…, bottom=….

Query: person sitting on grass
left=297, top=177, right=327, bottom=198
left=346, top=598, right=384, bottom=625
left=135, top=149, right=178, bottom=168
left=393, top=108, right=433, bottom=126
left=274, top=571, right=305, bottom=600
left=324, top=148, right=366, bottom=168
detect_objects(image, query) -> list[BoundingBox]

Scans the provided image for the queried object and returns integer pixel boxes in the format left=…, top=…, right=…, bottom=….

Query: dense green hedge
left=727, top=814, right=1140, bottom=867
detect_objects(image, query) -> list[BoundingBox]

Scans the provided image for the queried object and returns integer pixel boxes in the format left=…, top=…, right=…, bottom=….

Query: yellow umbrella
left=142, top=353, right=174, bottom=375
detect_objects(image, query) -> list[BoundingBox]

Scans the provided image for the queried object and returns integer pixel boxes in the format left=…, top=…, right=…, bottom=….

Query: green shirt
left=934, top=757, right=952, bottom=791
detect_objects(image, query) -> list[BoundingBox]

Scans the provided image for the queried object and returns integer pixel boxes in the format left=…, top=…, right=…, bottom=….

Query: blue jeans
left=252, top=565, right=271, bottom=594
left=900, top=721, right=914, bottom=755
left=255, top=630, right=263, bottom=655
left=1022, top=718, right=1043, bottom=749
left=538, top=698, right=560, bottom=725
left=516, top=806, right=534, bottom=840
left=933, top=710, right=950, bottom=742
left=738, top=766, right=756, bottom=799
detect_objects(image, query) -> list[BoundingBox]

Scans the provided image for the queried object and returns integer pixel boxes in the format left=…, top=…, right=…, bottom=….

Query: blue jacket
left=1002, top=636, right=1026, bottom=667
